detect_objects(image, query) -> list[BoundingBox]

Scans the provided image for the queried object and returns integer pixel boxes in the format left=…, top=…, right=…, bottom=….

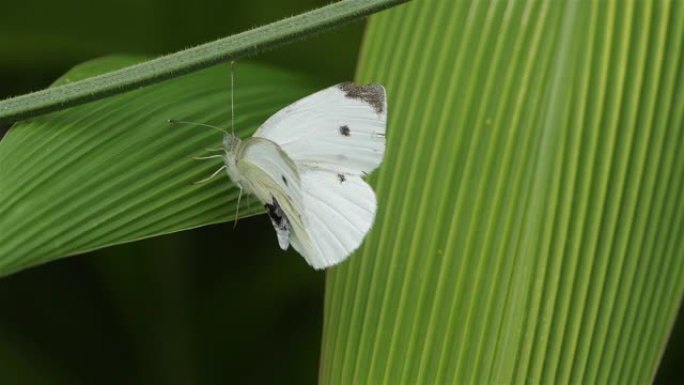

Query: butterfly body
left=221, top=83, right=387, bottom=269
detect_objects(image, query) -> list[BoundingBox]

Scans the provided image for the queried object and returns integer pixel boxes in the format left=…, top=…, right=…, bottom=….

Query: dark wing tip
left=338, top=82, right=386, bottom=114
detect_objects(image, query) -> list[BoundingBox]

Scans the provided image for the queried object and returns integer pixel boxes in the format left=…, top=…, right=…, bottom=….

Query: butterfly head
left=223, top=133, right=241, bottom=154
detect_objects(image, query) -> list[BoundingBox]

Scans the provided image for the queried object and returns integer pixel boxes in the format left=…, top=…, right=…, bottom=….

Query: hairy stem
left=0, top=0, right=409, bottom=124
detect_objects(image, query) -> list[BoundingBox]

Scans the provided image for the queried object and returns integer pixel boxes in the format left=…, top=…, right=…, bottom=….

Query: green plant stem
left=0, top=0, right=409, bottom=124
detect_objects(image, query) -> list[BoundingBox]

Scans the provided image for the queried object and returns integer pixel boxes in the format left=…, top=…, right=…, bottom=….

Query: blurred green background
left=0, top=0, right=363, bottom=383
left=0, top=0, right=681, bottom=384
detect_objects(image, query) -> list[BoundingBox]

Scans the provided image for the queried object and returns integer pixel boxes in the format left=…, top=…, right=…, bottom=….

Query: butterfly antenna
left=168, top=119, right=228, bottom=134
left=230, top=60, right=236, bottom=138
left=234, top=186, right=242, bottom=228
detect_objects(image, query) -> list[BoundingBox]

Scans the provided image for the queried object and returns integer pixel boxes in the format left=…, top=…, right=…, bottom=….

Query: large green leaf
left=321, top=1, right=683, bottom=384
left=0, top=57, right=323, bottom=276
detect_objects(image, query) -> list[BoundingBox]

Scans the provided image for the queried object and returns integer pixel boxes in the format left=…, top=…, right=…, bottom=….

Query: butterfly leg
left=193, top=165, right=226, bottom=185
left=192, top=147, right=224, bottom=160
left=193, top=154, right=223, bottom=161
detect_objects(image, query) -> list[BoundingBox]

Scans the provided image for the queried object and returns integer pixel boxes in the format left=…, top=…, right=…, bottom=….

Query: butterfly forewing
left=253, top=83, right=387, bottom=175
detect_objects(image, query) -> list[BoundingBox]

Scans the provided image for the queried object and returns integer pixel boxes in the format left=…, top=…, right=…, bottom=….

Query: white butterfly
left=219, top=82, right=387, bottom=269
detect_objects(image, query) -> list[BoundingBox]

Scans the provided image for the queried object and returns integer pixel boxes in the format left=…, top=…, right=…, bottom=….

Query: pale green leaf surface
left=0, top=56, right=323, bottom=276
left=321, top=1, right=684, bottom=384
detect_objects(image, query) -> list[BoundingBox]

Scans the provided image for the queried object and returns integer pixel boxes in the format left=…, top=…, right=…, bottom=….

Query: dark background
left=0, top=0, right=681, bottom=384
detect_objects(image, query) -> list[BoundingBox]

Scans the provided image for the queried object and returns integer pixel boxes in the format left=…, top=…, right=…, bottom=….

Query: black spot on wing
left=281, top=175, right=288, bottom=186
left=338, top=82, right=385, bottom=114
left=339, top=125, right=351, bottom=136
left=338, top=174, right=346, bottom=183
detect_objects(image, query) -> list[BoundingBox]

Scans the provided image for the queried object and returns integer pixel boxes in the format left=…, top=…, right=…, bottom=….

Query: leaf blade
left=0, top=56, right=323, bottom=276
left=320, top=1, right=684, bottom=384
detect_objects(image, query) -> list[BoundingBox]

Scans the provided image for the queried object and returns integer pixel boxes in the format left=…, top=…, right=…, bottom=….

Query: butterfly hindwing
left=237, top=138, right=310, bottom=251
left=237, top=138, right=378, bottom=269
left=293, top=169, right=377, bottom=269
